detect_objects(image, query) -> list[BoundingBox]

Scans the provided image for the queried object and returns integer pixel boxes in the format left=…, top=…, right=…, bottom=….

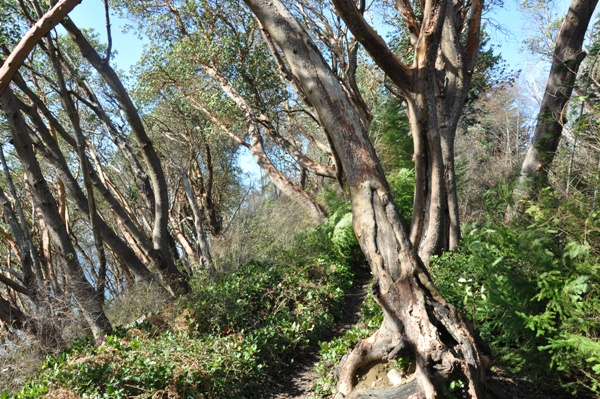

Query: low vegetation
left=3, top=196, right=362, bottom=398
left=5, top=163, right=599, bottom=399
left=433, top=189, right=599, bottom=396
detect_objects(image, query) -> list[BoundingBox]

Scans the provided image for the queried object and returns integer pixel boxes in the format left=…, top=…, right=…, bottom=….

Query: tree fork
left=243, top=0, right=490, bottom=396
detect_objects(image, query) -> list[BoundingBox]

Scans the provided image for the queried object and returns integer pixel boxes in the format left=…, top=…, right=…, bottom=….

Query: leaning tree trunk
left=0, top=87, right=111, bottom=339
left=13, top=87, right=163, bottom=289
left=243, top=1, right=489, bottom=397
left=511, top=0, right=598, bottom=211
left=198, top=64, right=329, bottom=224
left=0, top=0, right=81, bottom=95
left=61, top=18, right=190, bottom=295
left=181, top=170, right=212, bottom=268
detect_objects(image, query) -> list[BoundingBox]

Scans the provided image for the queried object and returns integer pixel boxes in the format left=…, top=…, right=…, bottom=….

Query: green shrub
left=7, top=205, right=362, bottom=399
left=431, top=191, right=600, bottom=395
left=387, top=168, right=415, bottom=222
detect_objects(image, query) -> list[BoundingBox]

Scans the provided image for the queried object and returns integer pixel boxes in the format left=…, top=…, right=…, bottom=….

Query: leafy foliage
left=431, top=189, right=600, bottom=395
left=6, top=198, right=362, bottom=398
left=387, top=168, right=416, bottom=222
left=370, top=97, right=413, bottom=173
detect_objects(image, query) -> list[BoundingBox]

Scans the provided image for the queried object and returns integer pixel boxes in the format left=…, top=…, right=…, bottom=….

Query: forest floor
left=263, top=270, right=593, bottom=399
left=266, top=270, right=372, bottom=399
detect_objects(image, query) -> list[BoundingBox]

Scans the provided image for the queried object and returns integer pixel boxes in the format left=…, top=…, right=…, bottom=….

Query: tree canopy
left=0, top=0, right=599, bottom=398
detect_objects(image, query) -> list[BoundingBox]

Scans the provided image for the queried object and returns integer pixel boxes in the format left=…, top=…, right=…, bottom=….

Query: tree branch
left=331, top=0, right=413, bottom=92
left=0, top=0, right=82, bottom=95
left=465, top=0, right=483, bottom=71
left=396, top=0, right=421, bottom=45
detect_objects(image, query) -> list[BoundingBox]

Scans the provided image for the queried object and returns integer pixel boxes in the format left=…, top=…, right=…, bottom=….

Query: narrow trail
left=263, top=268, right=594, bottom=399
left=266, top=270, right=372, bottom=399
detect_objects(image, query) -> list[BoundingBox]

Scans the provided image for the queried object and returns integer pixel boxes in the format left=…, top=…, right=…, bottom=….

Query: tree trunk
left=242, top=1, right=488, bottom=397
left=332, top=0, right=480, bottom=262
left=0, top=0, right=81, bottom=95
left=0, top=147, right=44, bottom=295
left=197, top=64, right=328, bottom=224
left=61, top=18, right=190, bottom=295
left=511, top=0, right=598, bottom=210
left=0, top=87, right=111, bottom=339
left=46, top=37, right=109, bottom=296
left=181, top=171, right=212, bottom=268
left=194, top=147, right=223, bottom=236
left=189, top=94, right=327, bottom=224
left=0, top=295, right=30, bottom=331
left=13, top=91, right=164, bottom=289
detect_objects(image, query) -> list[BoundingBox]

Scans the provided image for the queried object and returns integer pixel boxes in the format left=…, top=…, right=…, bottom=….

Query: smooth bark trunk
left=0, top=87, right=111, bottom=338
left=61, top=18, right=190, bottom=295
left=0, top=0, right=81, bottom=94
left=511, top=0, right=598, bottom=210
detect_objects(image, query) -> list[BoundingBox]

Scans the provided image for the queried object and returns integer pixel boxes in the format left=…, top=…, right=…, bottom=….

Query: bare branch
left=332, top=0, right=412, bottom=92
left=465, top=0, right=483, bottom=70
left=103, top=0, right=113, bottom=62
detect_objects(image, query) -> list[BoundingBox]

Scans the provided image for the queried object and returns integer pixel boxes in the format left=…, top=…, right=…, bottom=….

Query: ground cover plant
left=3, top=199, right=361, bottom=399
left=429, top=189, right=600, bottom=396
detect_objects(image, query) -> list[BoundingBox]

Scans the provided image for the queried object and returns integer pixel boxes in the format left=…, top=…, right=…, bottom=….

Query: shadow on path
left=265, top=268, right=372, bottom=399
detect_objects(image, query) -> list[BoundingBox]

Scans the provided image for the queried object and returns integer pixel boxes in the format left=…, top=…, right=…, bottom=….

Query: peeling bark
left=243, top=0, right=489, bottom=397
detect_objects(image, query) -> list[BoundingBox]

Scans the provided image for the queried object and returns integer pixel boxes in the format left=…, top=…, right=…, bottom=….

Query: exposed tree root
left=337, top=276, right=489, bottom=399
left=337, top=317, right=402, bottom=395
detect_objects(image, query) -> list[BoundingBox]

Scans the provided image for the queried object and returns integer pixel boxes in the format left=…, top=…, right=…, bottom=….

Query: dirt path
left=266, top=271, right=372, bottom=399
left=263, top=266, right=596, bottom=399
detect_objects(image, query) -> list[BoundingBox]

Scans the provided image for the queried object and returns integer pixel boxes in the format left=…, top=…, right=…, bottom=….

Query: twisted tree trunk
left=243, top=0, right=489, bottom=397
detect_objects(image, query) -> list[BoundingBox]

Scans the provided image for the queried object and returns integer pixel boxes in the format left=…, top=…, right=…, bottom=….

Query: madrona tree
left=0, top=0, right=194, bottom=339
left=333, top=0, right=481, bottom=260
left=115, top=0, right=373, bottom=224
left=242, top=0, right=489, bottom=397
left=512, top=0, right=598, bottom=207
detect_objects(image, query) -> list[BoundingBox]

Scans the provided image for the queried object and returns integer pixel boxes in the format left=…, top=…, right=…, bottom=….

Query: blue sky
left=68, top=0, right=145, bottom=72
left=67, top=0, right=534, bottom=71
left=66, top=0, right=564, bottom=77
left=60, top=0, right=572, bottom=181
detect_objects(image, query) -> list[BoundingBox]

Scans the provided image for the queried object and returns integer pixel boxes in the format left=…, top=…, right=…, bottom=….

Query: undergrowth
left=313, top=186, right=599, bottom=398
left=312, top=294, right=381, bottom=397
left=430, top=188, right=600, bottom=396
left=5, top=196, right=362, bottom=399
